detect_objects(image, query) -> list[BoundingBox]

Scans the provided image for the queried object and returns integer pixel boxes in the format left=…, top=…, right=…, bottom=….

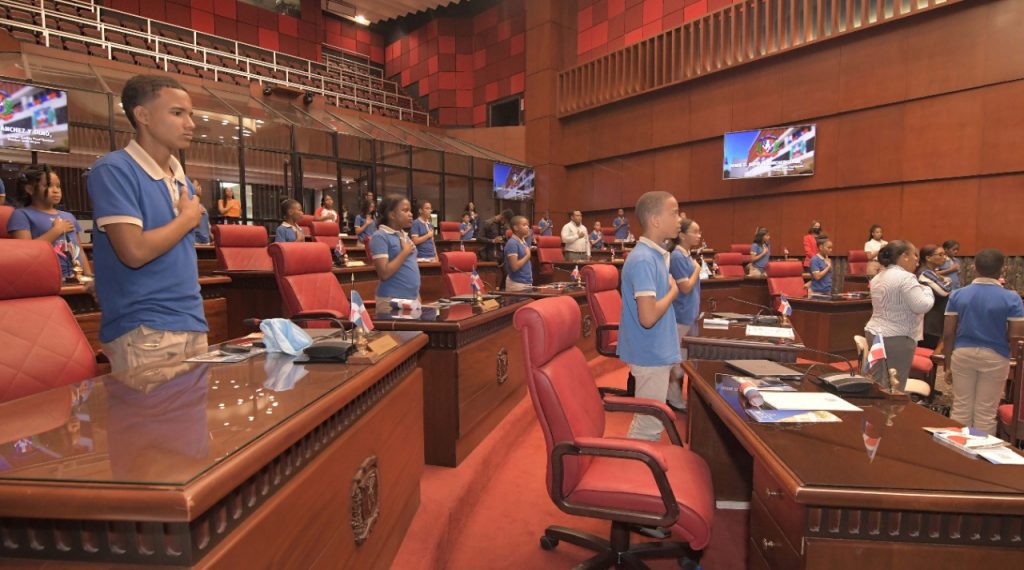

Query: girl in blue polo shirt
left=537, top=210, right=552, bottom=236
left=370, top=196, right=420, bottom=302
left=749, top=227, right=771, bottom=277
left=809, top=237, right=833, bottom=295
left=938, top=239, right=962, bottom=289
left=459, top=212, right=475, bottom=240
left=503, top=215, right=533, bottom=292
left=613, top=208, right=630, bottom=240
left=354, top=200, right=377, bottom=241
left=589, top=221, right=606, bottom=251
left=410, top=200, right=437, bottom=261
left=274, top=199, right=305, bottom=243
left=667, top=218, right=703, bottom=413
left=7, top=165, right=93, bottom=282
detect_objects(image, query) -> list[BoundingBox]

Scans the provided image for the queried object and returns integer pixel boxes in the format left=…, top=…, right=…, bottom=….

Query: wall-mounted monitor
left=494, top=162, right=534, bottom=201
left=0, top=81, right=69, bottom=153
left=723, top=124, right=815, bottom=179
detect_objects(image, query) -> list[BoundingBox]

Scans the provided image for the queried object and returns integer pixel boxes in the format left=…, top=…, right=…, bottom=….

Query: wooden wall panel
left=837, top=105, right=905, bottom=188
left=650, top=87, right=691, bottom=148
left=980, top=81, right=1024, bottom=175
left=780, top=47, right=842, bottom=123
left=982, top=0, right=1024, bottom=84
left=619, top=153, right=656, bottom=207
left=688, top=140, right=728, bottom=202
left=688, top=73, right=735, bottom=141
left=653, top=147, right=692, bottom=202
left=901, top=90, right=983, bottom=183
left=588, top=99, right=654, bottom=159
left=732, top=197, right=784, bottom=247
left=903, top=3, right=986, bottom=101
left=779, top=191, right=839, bottom=258
left=899, top=179, right=979, bottom=253
left=832, top=185, right=904, bottom=255
left=730, top=61, right=785, bottom=134
left=684, top=200, right=735, bottom=252
left=590, top=159, right=625, bottom=211
left=977, top=175, right=1024, bottom=254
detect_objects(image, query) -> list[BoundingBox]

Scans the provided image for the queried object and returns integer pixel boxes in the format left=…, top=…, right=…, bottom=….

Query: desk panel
left=788, top=296, right=872, bottom=359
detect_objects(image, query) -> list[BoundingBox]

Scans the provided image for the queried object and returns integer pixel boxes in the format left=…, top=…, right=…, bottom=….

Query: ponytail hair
left=17, top=164, right=53, bottom=207
left=675, top=218, right=698, bottom=248
left=878, top=239, right=914, bottom=268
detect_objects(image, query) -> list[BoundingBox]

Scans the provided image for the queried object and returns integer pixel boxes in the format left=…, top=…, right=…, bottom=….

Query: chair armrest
left=603, top=395, right=682, bottom=446
left=595, top=323, right=619, bottom=357
left=929, top=353, right=945, bottom=366
left=550, top=439, right=680, bottom=528
left=290, top=311, right=351, bottom=328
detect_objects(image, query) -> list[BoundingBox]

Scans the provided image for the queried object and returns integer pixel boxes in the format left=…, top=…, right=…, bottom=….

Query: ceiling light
left=354, top=15, right=370, bottom=25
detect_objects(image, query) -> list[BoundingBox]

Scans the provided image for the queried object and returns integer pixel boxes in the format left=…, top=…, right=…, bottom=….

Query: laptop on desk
left=725, top=359, right=805, bottom=378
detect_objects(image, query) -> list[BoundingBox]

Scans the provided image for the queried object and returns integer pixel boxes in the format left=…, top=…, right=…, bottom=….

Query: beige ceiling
left=329, top=1, right=464, bottom=24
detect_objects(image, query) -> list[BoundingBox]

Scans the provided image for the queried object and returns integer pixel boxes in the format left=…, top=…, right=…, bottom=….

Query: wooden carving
left=496, top=347, right=509, bottom=385
left=350, top=455, right=380, bottom=546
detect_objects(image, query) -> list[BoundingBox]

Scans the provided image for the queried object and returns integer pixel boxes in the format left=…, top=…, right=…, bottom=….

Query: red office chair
left=0, top=205, right=14, bottom=238
left=268, top=242, right=353, bottom=327
left=297, top=214, right=315, bottom=238
left=535, top=236, right=564, bottom=278
left=766, top=260, right=808, bottom=303
left=439, top=221, right=462, bottom=240
left=847, top=250, right=869, bottom=275
left=0, top=240, right=97, bottom=403
left=439, top=251, right=480, bottom=296
left=582, top=264, right=634, bottom=396
left=999, top=339, right=1024, bottom=445
left=513, top=296, right=714, bottom=569
left=532, top=224, right=541, bottom=236
left=601, top=226, right=617, bottom=242
left=714, top=252, right=746, bottom=277
left=310, top=221, right=341, bottom=250
left=729, top=243, right=751, bottom=255
left=212, top=224, right=272, bottom=271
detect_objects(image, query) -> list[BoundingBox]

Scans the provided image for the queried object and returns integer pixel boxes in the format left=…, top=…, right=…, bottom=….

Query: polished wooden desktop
left=788, top=293, right=873, bottom=359
left=82, top=243, right=218, bottom=275
left=684, top=361, right=1024, bottom=569
left=492, top=284, right=597, bottom=362
left=0, top=331, right=428, bottom=568
left=683, top=317, right=804, bottom=362
left=371, top=296, right=532, bottom=467
left=60, top=275, right=231, bottom=353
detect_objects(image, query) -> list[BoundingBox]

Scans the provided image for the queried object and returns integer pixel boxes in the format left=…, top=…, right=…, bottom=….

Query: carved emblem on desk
left=581, top=314, right=593, bottom=338
left=496, top=347, right=509, bottom=385
left=351, top=455, right=380, bottom=545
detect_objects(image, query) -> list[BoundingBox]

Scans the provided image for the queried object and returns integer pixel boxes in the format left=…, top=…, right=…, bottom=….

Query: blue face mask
left=259, top=318, right=313, bottom=356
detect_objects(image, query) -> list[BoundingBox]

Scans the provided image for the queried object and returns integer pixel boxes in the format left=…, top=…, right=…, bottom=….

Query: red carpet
left=393, top=359, right=748, bottom=569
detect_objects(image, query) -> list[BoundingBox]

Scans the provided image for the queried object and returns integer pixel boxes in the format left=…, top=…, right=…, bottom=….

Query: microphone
left=795, top=344, right=874, bottom=394
left=726, top=296, right=780, bottom=325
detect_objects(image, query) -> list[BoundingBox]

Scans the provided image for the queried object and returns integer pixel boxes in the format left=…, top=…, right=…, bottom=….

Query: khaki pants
left=504, top=277, right=533, bottom=291
left=747, top=266, right=766, bottom=278
left=668, top=323, right=695, bottom=408
left=564, top=251, right=589, bottom=262
left=950, top=347, right=1010, bottom=435
left=103, top=325, right=208, bottom=374
left=627, top=364, right=675, bottom=441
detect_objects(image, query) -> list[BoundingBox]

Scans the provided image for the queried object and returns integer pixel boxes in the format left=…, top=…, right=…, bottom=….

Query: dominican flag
left=570, top=265, right=581, bottom=282
left=861, top=418, right=881, bottom=463
left=470, top=269, right=485, bottom=293
left=777, top=294, right=793, bottom=317
left=350, top=290, right=374, bottom=332
left=335, top=239, right=345, bottom=258
left=865, top=332, right=886, bottom=372
left=459, top=241, right=465, bottom=252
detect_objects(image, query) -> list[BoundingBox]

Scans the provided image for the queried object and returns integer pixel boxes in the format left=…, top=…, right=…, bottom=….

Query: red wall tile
left=213, top=1, right=236, bottom=19
left=191, top=8, right=215, bottom=34
left=258, top=28, right=279, bottom=51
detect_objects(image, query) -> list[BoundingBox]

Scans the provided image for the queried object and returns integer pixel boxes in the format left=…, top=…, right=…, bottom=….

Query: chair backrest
left=514, top=296, right=605, bottom=498
left=268, top=242, right=350, bottom=318
left=212, top=224, right=272, bottom=271
left=535, top=236, right=564, bottom=275
left=847, top=250, right=869, bottom=275
left=601, top=227, right=616, bottom=240
left=581, top=264, right=620, bottom=351
left=1010, top=340, right=1024, bottom=434
left=729, top=243, right=751, bottom=255
left=765, top=260, right=808, bottom=300
left=0, top=240, right=97, bottom=403
left=0, top=205, right=14, bottom=238
left=439, top=251, right=478, bottom=296
left=310, top=221, right=340, bottom=250
left=715, top=252, right=747, bottom=277
left=298, top=214, right=315, bottom=236
left=439, top=221, right=461, bottom=240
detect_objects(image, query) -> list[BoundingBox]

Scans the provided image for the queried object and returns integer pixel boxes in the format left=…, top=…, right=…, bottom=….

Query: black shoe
left=629, top=524, right=672, bottom=539
left=667, top=401, right=688, bottom=413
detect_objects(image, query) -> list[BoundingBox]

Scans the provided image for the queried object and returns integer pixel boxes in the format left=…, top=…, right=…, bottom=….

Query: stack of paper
left=924, top=427, right=1010, bottom=459
left=760, top=392, right=863, bottom=412
left=745, top=325, right=795, bottom=340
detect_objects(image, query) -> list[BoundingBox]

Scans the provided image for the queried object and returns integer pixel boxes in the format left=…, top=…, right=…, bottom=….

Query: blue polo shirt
left=460, top=222, right=474, bottom=240
left=355, top=214, right=377, bottom=240
left=537, top=218, right=552, bottom=236
left=751, top=242, right=770, bottom=271
left=194, top=207, right=210, bottom=244
left=590, top=230, right=605, bottom=250
left=946, top=278, right=1024, bottom=358
left=669, top=247, right=700, bottom=326
left=274, top=223, right=301, bottom=243
left=7, top=207, right=84, bottom=278
left=618, top=238, right=679, bottom=366
left=613, top=216, right=630, bottom=240
left=809, top=255, right=832, bottom=294
left=370, top=226, right=421, bottom=299
left=941, top=257, right=962, bottom=289
left=411, top=218, right=436, bottom=259
left=504, top=237, right=532, bottom=285
left=88, top=142, right=206, bottom=343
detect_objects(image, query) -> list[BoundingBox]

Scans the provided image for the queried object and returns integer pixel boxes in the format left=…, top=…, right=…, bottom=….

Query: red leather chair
left=729, top=243, right=751, bottom=255
left=582, top=264, right=633, bottom=396
left=0, top=205, right=14, bottom=238
left=440, top=251, right=480, bottom=296
left=766, top=260, right=808, bottom=302
left=535, top=236, right=564, bottom=278
left=847, top=250, right=869, bottom=275
left=298, top=214, right=315, bottom=238
left=268, top=242, right=352, bottom=325
left=439, top=221, right=461, bottom=240
left=310, top=221, right=341, bottom=250
left=999, top=339, right=1024, bottom=444
left=714, top=252, right=746, bottom=277
left=513, top=296, right=714, bottom=568
left=212, top=224, right=272, bottom=271
left=601, top=226, right=617, bottom=242
left=0, top=240, right=97, bottom=403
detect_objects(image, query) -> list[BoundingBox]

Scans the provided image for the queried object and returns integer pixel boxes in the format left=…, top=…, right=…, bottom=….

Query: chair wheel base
left=539, top=522, right=701, bottom=570
left=540, top=535, right=559, bottom=550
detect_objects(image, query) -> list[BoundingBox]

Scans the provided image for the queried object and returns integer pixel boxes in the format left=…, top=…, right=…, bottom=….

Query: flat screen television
left=723, top=124, right=815, bottom=179
left=0, top=81, right=70, bottom=153
left=494, top=162, right=534, bottom=201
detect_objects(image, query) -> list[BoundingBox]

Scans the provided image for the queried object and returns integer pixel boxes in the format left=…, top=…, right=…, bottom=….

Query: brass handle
left=762, top=538, right=776, bottom=550
left=765, top=488, right=783, bottom=498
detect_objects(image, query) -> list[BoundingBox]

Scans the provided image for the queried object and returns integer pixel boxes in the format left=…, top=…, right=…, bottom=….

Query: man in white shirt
left=560, top=210, right=590, bottom=262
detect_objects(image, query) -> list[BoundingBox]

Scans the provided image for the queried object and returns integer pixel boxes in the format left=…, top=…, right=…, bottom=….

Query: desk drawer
left=751, top=494, right=803, bottom=570
left=754, top=460, right=806, bottom=551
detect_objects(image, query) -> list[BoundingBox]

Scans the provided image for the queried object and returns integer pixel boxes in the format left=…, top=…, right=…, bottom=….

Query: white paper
left=976, top=447, right=1024, bottom=465
left=703, top=318, right=731, bottom=329
left=760, top=392, right=863, bottom=412
left=745, top=325, right=796, bottom=340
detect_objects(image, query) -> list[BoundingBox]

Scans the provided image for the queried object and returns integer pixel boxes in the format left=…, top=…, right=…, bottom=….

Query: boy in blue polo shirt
left=410, top=200, right=437, bottom=261
left=370, top=196, right=420, bottom=302
left=619, top=191, right=681, bottom=441
left=809, top=237, right=833, bottom=295
left=613, top=208, right=630, bottom=240
left=459, top=212, right=475, bottom=240
left=942, top=249, right=1024, bottom=435
left=87, top=75, right=206, bottom=372
left=503, top=215, right=533, bottom=292
left=274, top=199, right=305, bottom=243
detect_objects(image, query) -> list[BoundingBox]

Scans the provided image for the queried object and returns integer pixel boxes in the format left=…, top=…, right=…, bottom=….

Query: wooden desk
left=844, top=274, right=871, bottom=292
left=738, top=276, right=772, bottom=309
left=699, top=277, right=746, bottom=313
left=215, top=262, right=502, bottom=339
left=82, top=243, right=218, bottom=275
left=435, top=239, right=487, bottom=256
left=684, top=317, right=804, bottom=362
left=60, top=276, right=231, bottom=353
left=788, top=294, right=872, bottom=359
left=684, top=361, right=1024, bottom=569
left=372, top=297, right=531, bottom=467
left=492, top=284, right=597, bottom=362
left=0, top=331, right=428, bottom=569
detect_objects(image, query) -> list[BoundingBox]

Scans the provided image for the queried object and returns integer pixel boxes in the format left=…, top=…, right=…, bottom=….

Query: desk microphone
left=726, top=296, right=779, bottom=325
left=795, top=344, right=874, bottom=394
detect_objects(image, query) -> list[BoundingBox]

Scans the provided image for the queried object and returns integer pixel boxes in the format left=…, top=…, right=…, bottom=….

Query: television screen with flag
left=723, top=124, right=815, bottom=179
left=493, top=162, right=535, bottom=201
left=0, top=81, right=69, bottom=153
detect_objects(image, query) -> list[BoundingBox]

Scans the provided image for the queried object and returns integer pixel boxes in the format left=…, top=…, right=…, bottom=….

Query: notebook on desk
left=725, top=359, right=805, bottom=378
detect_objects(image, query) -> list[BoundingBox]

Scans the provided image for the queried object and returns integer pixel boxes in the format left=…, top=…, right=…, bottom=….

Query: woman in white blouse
left=863, top=224, right=887, bottom=276
left=865, top=240, right=934, bottom=390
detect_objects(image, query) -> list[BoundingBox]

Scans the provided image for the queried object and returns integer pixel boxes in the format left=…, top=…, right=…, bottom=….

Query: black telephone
left=301, top=340, right=356, bottom=363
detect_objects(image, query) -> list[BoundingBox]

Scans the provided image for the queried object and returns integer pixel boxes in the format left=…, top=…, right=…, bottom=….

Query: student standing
left=410, top=200, right=437, bottom=261
left=87, top=75, right=206, bottom=373
left=917, top=244, right=953, bottom=350
left=314, top=194, right=339, bottom=223
left=217, top=186, right=241, bottom=224
left=354, top=200, right=377, bottom=241
left=667, top=218, right=703, bottom=413
left=7, top=165, right=93, bottom=282
left=274, top=199, right=305, bottom=243
left=192, top=181, right=210, bottom=244
left=589, top=221, right=606, bottom=251
left=537, top=210, right=553, bottom=236
left=937, top=239, right=962, bottom=290
left=459, top=212, right=475, bottom=240
left=618, top=191, right=680, bottom=441
left=864, top=224, right=887, bottom=276
left=803, top=220, right=823, bottom=268
left=612, top=208, right=630, bottom=241
left=942, top=249, right=1024, bottom=435
left=808, top=237, right=833, bottom=295
left=503, top=215, right=533, bottom=292
left=370, top=196, right=420, bottom=303
left=748, top=227, right=771, bottom=277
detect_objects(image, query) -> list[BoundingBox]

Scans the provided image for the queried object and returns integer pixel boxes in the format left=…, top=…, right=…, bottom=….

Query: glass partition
left=378, top=166, right=409, bottom=198
left=444, top=175, right=470, bottom=221
left=411, top=171, right=441, bottom=219
left=299, top=157, right=338, bottom=215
